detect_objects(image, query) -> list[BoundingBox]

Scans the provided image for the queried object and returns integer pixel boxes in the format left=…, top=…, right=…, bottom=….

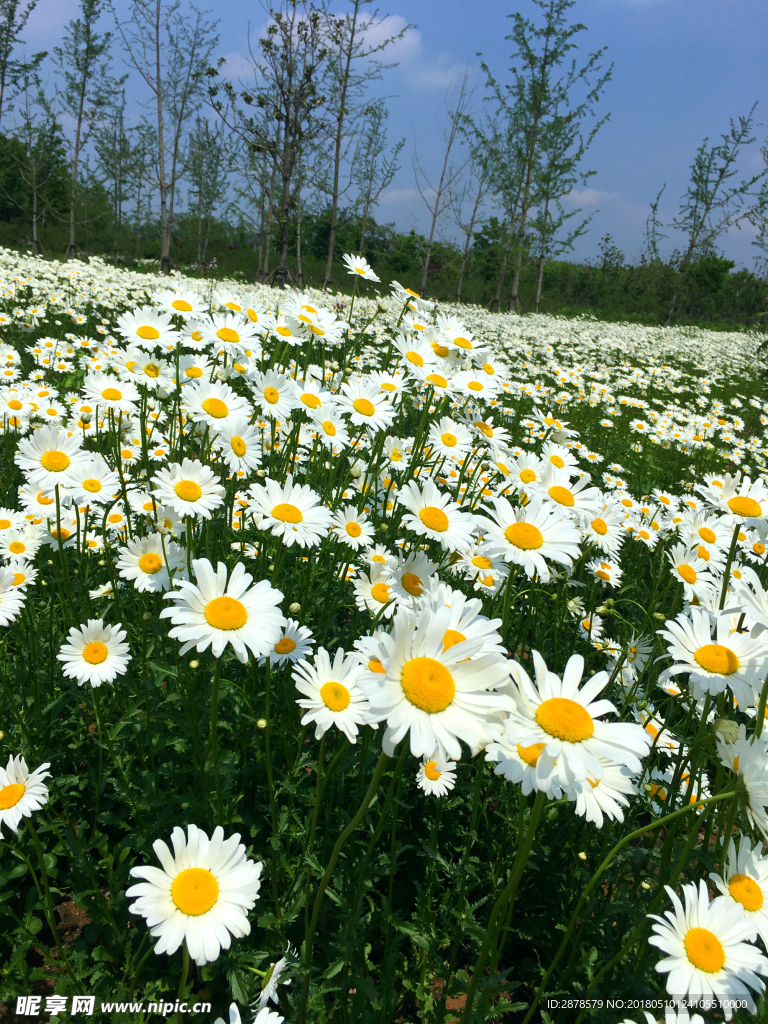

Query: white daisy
left=153, top=459, right=226, bottom=520
left=711, top=835, right=768, bottom=948
left=259, top=618, right=315, bottom=667
left=116, top=534, right=187, bottom=593
left=475, top=495, right=581, bottom=583
left=126, top=824, right=263, bottom=966
left=397, top=479, right=476, bottom=552
left=248, top=475, right=333, bottom=549
left=293, top=647, right=373, bottom=743
left=415, top=754, right=457, bottom=797
left=57, top=619, right=132, bottom=687
left=0, top=755, right=50, bottom=835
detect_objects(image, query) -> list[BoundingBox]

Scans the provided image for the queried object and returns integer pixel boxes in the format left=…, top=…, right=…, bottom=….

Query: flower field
left=2, top=246, right=768, bottom=1024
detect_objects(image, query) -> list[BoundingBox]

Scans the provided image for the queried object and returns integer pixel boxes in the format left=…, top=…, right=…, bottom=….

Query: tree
left=187, top=115, right=228, bottom=272
left=0, top=0, right=42, bottom=129
left=114, top=0, right=218, bottom=274
left=413, top=72, right=469, bottom=296
left=483, top=0, right=610, bottom=312
left=350, top=99, right=403, bottom=251
left=664, top=108, right=765, bottom=324
left=54, top=0, right=123, bottom=258
left=450, top=159, right=489, bottom=302
left=318, top=0, right=407, bottom=289
left=94, top=90, right=135, bottom=256
left=207, top=2, right=327, bottom=289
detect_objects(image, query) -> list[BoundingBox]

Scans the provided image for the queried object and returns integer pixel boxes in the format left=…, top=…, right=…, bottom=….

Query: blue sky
left=24, top=0, right=768, bottom=267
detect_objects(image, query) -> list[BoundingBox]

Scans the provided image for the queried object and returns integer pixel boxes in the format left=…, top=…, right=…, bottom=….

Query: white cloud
left=562, top=188, right=621, bottom=208
left=378, top=187, right=421, bottom=207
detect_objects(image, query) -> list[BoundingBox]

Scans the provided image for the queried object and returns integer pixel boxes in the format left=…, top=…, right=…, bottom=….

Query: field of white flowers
left=1, top=246, right=768, bottom=1024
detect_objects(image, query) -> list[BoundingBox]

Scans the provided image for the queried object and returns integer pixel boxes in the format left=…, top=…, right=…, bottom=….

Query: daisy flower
left=361, top=606, right=514, bottom=760
left=115, top=306, right=179, bottom=350
left=393, top=333, right=437, bottom=371
left=6, top=557, right=37, bottom=590
left=153, top=459, right=226, bottom=520
left=534, top=467, right=602, bottom=522
left=0, top=525, right=44, bottom=563
left=126, top=824, right=263, bottom=966
left=201, top=312, right=261, bottom=357
left=331, top=505, right=375, bottom=550
left=666, top=544, right=718, bottom=601
left=427, top=416, right=473, bottom=461
left=68, top=459, right=120, bottom=507
left=397, top=479, right=476, bottom=553
left=565, top=757, right=637, bottom=828
left=416, top=754, right=457, bottom=797
left=716, top=725, right=768, bottom=836
left=587, top=557, right=623, bottom=588
left=504, top=650, right=651, bottom=789
left=582, top=504, right=626, bottom=555
left=0, top=755, right=50, bottom=835
left=336, top=381, right=395, bottom=432
left=711, top=835, right=768, bottom=947
left=248, top=474, right=333, bottom=549
left=293, top=647, right=373, bottom=743
left=309, top=408, right=350, bottom=450
left=658, top=607, right=768, bottom=708
left=184, top=380, right=251, bottom=429
left=252, top=370, right=297, bottom=420
left=342, top=252, right=380, bottom=281
left=648, top=880, right=768, bottom=1018
left=212, top=418, right=262, bottom=475
left=475, top=495, right=580, bottom=584
left=155, top=288, right=208, bottom=318
left=386, top=551, right=439, bottom=605
left=161, top=558, right=285, bottom=663
left=57, top=619, right=132, bottom=687
left=116, top=534, right=186, bottom=593
left=15, top=425, right=89, bottom=489
left=259, top=618, right=315, bottom=667
left=255, top=947, right=293, bottom=1009
left=351, top=563, right=397, bottom=619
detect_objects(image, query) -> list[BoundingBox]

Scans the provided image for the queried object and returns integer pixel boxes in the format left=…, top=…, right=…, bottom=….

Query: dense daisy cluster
left=2, top=247, right=768, bottom=1020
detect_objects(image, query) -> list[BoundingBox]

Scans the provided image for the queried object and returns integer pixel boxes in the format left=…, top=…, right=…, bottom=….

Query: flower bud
left=189, top=659, right=199, bottom=669
left=714, top=718, right=740, bottom=745
left=289, top=602, right=301, bottom=614
left=256, top=718, right=267, bottom=729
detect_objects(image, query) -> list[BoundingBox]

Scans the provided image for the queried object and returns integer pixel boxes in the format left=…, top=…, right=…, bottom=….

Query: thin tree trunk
left=262, top=160, right=277, bottom=282
left=456, top=181, right=484, bottom=303
left=296, top=151, right=304, bottom=289
left=322, top=4, right=358, bottom=291
left=491, top=207, right=518, bottom=313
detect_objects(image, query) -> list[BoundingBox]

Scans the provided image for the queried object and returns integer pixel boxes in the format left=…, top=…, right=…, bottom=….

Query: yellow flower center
left=41, top=450, right=70, bottom=472
left=467, top=381, right=483, bottom=392
left=230, top=436, right=247, bottom=456
left=729, top=874, right=763, bottom=912
left=276, top=325, right=292, bottom=337
left=175, top=480, right=202, bottom=502
left=320, top=681, right=351, bottom=711
left=322, top=420, right=337, bottom=436
left=454, top=336, right=472, bottom=350
left=754, top=542, right=766, bottom=555
left=139, top=552, right=163, bottom=574
left=549, top=454, right=565, bottom=469
left=346, top=522, right=362, bottom=538
left=677, top=564, right=697, bottom=584
left=517, top=742, right=546, bottom=767
left=368, top=657, right=385, bottom=673
left=274, top=637, right=296, bottom=654
left=698, top=526, right=717, bottom=543
left=426, top=374, right=447, bottom=388
left=83, top=641, right=108, bottom=665
left=536, top=697, right=594, bottom=742
left=353, top=398, right=375, bottom=417
left=401, top=572, right=423, bottom=596
left=370, top=582, right=391, bottom=603
left=698, top=546, right=710, bottom=561
left=144, top=363, right=160, bottom=378
left=171, top=867, right=219, bottom=916
left=694, top=644, right=739, bottom=675
left=472, top=555, right=492, bottom=569
left=548, top=485, right=574, bottom=507
left=9, top=541, right=25, bottom=554
left=172, top=299, right=193, bottom=311
left=406, top=351, right=424, bottom=366
left=504, top=522, right=543, bottom=549
left=12, top=572, right=24, bottom=585
left=263, top=386, right=280, bottom=405
left=424, top=760, right=441, bottom=781
left=419, top=506, right=449, bottom=532
left=684, top=927, right=725, bottom=973
left=82, top=478, right=102, bottom=493
left=137, top=325, right=160, bottom=340
left=591, top=517, right=608, bottom=535
left=185, top=367, right=203, bottom=378
left=727, top=496, right=761, bottom=518
left=101, top=387, right=122, bottom=401
left=272, top=503, right=303, bottom=524
left=301, top=393, right=321, bottom=409
left=7, top=399, right=22, bottom=410
left=0, top=519, right=10, bottom=529
left=596, top=570, right=610, bottom=581
left=202, top=398, right=228, bottom=418
left=442, top=629, right=466, bottom=652
left=204, top=595, right=247, bottom=631
left=441, top=432, right=457, bottom=447
left=400, top=657, right=455, bottom=713
left=0, top=782, right=25, bottom=809
left=216, top=327, right=240, bottom=343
